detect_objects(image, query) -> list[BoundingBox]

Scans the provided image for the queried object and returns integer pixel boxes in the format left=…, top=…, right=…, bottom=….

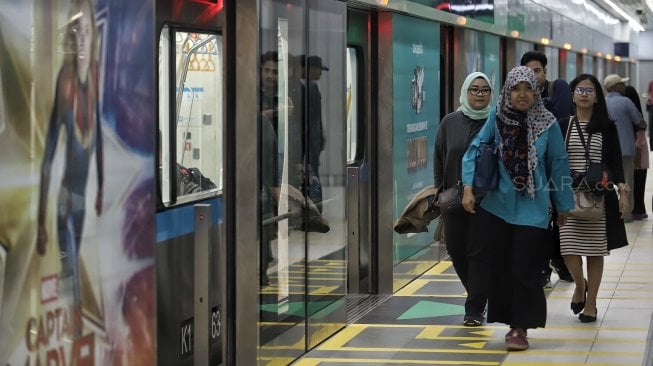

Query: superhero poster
left=0, top=1, right=155, bottom=364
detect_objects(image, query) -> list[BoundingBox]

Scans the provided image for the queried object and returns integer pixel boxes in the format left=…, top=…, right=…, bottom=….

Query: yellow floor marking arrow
left=470, top=330, right=495, bottom=337
left=459, top=342, right=486, bottom=349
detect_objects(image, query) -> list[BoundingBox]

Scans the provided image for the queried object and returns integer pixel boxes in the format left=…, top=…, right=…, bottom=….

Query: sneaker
left=505, top=329, right=529, bottom=351
left=504, top=329, right=527, bottom=341
left=463, top=315, right=483, bottom=326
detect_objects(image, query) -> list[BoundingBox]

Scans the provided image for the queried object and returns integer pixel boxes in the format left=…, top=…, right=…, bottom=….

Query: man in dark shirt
left=521, top=51, right=572, bottom=120
left=521, top=51, right=574, bottom=286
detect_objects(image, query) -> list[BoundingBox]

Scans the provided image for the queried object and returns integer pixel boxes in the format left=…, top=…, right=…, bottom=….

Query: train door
left=155, top=3, right=226, bottom=365
left=345, top=8, right=373, bottom=296
left=257, top=0, right=348, bottom=360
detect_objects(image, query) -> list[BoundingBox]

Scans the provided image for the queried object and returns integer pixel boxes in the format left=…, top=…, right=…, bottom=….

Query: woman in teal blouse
left=461, top=66, right=574, bottom=351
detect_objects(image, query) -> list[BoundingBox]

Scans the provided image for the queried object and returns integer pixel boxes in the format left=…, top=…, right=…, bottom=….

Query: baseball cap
left=603, top=74, right=629, bottom=90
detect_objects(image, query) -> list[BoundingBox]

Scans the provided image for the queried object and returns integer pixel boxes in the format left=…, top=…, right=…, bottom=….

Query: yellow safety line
left=317, top=345, right=642, bottom=357
left=318, top=324, right=367, bottom=349
left=418, top=261, right=453, bottom=275
left=501, top=362, right=640, bottom=366
left=354, top=323, right=649, bottom=332
left=296, top=358, right=500, bottom=365
left=395, top=279, right=430, bottom=296
left=415, top=325, right=445, bottom=339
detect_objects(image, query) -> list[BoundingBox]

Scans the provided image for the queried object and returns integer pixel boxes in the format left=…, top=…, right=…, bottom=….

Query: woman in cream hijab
left=433, top=71, right=492, bottom=327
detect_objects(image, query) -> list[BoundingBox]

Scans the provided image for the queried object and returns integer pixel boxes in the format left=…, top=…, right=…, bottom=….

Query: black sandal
left=571, top=279, right=587, bottom=315
left=579, top=308, right=597, bottom=323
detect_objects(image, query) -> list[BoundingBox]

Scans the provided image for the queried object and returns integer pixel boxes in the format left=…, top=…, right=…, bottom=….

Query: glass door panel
left=258, top=0, right=306, bottom=362
left=305, top=0, right=347, bottom=349
left=258, top=0, right=347, bottom=360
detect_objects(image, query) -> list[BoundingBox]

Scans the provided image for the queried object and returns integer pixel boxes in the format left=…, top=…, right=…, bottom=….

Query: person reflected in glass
left=461, top=66, right=574, bottom=351
left=36, top=0, right=103, bottom=336
left=624, top=85, right=649, bottom=220
left=434, top=72, right=492, bottom=326
left=301, top=55, right=328, bottom=210
left=559, top=74, right=629, bottom=323
left=259, top=51, right=280, bottom=287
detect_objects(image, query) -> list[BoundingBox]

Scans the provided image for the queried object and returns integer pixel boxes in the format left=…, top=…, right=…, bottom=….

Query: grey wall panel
left=230, top=0, right=259, bottom=364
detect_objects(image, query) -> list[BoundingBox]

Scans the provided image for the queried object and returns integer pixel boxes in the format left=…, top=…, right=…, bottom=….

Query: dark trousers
left=472, top=207, right=548, bottom=329
left=544, top=214, right=567, bottom=277
left=633, top=169, right=647, bottom=215
left=443, top=207, right=488, bottom=317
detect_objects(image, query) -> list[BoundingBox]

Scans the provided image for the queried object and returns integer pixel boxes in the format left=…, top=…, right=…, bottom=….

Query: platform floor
left=293, top=184, right=653, bottom=365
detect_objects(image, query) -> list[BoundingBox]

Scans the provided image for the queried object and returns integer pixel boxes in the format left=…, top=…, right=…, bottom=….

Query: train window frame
left=346, top=45, right=365, bottom=165
left=157, top=24, right=224, bottom=209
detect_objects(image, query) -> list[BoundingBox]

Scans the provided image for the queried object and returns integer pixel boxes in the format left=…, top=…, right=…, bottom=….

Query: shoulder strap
left=564, top=116, right=573, bottom=146
left=571, top=117, right=592, bottom=166
left=547, top=80, right=554, bottom=99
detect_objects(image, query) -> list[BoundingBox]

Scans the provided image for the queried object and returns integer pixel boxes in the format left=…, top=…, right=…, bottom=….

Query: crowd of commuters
left=433, top=50, right=648, bottom=351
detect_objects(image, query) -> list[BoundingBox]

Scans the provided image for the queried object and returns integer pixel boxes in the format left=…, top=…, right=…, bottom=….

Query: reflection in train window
left=346, top=47, right=359, bottom=165
left=158, top=26, right=223, bottom=206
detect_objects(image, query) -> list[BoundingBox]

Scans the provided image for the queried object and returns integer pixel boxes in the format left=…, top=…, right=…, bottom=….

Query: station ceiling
left=593, top=0, right=652, bottom=31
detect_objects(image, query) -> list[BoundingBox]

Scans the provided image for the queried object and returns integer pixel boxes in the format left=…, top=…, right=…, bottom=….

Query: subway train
left=0, top=0, right=646, bottom=365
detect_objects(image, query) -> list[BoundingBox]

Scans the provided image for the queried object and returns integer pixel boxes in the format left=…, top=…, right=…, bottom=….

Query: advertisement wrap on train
left=0, top=1, right=156, bottom=364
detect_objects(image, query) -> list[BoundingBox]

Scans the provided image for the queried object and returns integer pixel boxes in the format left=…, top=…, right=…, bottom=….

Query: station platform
left=294, top=190, right=653, bottom=365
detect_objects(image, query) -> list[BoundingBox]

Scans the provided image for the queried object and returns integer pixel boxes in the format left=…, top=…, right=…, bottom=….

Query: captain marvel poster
left=0, top=0, right=155, bottom=364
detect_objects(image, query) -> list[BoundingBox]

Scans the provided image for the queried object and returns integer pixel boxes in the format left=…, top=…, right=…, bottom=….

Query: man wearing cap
left=605, top=73, right=647, bottom=222
left=295, top=55, right=329, bottom=213
left=304, top=55, right=328, bottom=179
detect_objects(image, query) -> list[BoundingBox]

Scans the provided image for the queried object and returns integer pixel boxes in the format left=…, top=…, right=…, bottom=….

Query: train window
left=158, top=26, right=223, bottom=206
left=346, top=47, right=359, bottom=165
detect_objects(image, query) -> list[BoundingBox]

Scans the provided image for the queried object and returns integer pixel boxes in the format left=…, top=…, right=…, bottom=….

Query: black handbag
left=435, top=181, right=462, bottom=213
left=473, top=139, right=499, bottom=191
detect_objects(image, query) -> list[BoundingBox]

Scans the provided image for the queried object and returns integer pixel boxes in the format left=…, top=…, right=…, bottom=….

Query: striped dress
left=559, top=120, right=608, bottom=256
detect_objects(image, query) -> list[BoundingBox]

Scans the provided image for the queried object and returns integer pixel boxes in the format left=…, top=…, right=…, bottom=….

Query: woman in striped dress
left=559, top=74, right=629, bottom=323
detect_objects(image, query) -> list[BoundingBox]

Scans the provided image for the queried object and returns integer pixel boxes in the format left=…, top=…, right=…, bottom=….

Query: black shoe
left=579, top=308, right=597, bottom=323
left=571, top=279, right=587, bottom=315
left=463, top=315, right=483, bottom=326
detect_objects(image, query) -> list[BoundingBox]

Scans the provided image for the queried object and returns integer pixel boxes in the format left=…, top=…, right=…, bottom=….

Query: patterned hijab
left=457, top=72, right=492, bottom=120
left=497, top=66, right=555, bottom=197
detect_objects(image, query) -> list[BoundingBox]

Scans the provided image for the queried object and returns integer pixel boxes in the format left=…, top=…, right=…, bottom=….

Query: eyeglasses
left=574, top=87, right=595, bottom=95
left=468, top=87, right=491, bottom=96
